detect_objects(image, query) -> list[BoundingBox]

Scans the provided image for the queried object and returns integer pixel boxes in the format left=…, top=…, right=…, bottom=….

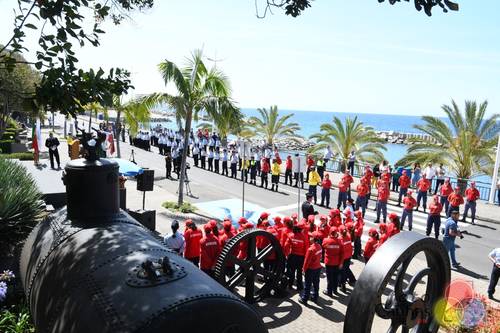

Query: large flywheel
left=344, top=232, right=451, bottom=333
left=214, top=229, right=286, bottom=303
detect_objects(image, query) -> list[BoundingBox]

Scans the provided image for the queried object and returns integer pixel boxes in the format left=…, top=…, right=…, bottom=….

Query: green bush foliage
left=0, top=304, right=35, bottom=333
left=2, top=153, right=34, bottom=161
left=0, top=140, right=13, bottom=154
left=162, top=201, right=197, bottom=213
left=0, top=158, right=44, bottom=248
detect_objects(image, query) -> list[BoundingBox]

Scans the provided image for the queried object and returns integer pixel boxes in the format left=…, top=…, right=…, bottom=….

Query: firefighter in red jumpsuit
left=200, top=223, right=221, bottom=277
left=183, top=220, right=203, bottom=267
left=299, top=231, right=323, bottom=305
left=322, top=227, right=343, bottom=296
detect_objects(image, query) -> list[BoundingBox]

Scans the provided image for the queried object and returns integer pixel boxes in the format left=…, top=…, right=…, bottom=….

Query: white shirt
left=489, top=248, right=500, bottom=265
left=424, top=166, right=436, bottom=179
left=324, top=148, right=333, bottom=160
left=222, top=152, right=228, bottom=161
left=164, top=231, right=185, bottom=253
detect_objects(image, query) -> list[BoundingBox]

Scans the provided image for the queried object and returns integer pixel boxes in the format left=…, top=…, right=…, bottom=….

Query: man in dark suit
left=302, top=193, right=318, bottom=220
left=45, top=132, right=61, bottom=169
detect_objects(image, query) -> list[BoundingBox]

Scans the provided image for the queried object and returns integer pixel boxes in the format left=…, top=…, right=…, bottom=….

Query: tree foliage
left=257, top=0, right=459, bottom=17
left=309, top=116, right=386, bottom=168
left=246, top=105, right=301, bottom=146
left=0, top=0, right=153, bottom=118
left=396, top=100, right=500, bottom=180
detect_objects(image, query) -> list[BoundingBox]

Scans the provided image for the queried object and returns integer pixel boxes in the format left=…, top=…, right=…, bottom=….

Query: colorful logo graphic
left=434, top=279, right=499, bottom=332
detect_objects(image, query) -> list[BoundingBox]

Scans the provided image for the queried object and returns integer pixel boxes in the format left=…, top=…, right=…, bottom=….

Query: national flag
left=32, top=118, right=42, bottom=154
left=107, top=132, right=115, bottom=156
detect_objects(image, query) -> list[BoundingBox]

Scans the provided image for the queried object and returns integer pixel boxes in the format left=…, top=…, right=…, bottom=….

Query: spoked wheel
left=344, top=232, right=451, bottom=333
left=214, top=229, right=286, bottom=303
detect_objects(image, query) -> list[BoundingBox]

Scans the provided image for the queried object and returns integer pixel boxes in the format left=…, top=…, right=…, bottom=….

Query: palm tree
left=82, top=102, right=105, bottom=132
left=396, top=100, right=499, bottom=189
left=112, top=95, right=151, bottom=158
left=198, top=103, right=244, bottom=146
left=246, top=105, right=301, bottom=146
left=309, top=116, right=386, bottom=170
left=142, top=49, right=235, bottom=205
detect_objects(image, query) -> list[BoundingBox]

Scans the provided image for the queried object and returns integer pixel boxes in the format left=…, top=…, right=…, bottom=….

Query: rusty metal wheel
left=214, top=229, right=286, bottom=303
left=344, top=232, right=451, bottom=333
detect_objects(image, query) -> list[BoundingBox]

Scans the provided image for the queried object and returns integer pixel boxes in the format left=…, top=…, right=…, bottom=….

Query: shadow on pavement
left=254, top=297, right=303, bottom=329
left=454, top=265, right=488, bottom=281
left=471, top=223, right=497, bottom=231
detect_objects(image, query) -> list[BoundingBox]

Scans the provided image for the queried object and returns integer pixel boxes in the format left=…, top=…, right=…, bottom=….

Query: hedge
left=2, top=152, right=34, bottom=160
left=0, top=140, right=13, bottom=154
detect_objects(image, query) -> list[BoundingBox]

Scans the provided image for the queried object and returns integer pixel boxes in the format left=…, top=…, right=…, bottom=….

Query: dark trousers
left=238, top=158, right=242, bottom=170
left=200, top=156, right=206, bottom=169
left=376, top=201, right=387, bottom=222
left=260, top=172, right=268, bottom=188
left=417, top=190, right=427, bottom=210
left=426, top=214, right=441, bottom=239
left=230, top=163, right=237, bottom=178
left=317, top=167, right=325, bottom=180
left=214, top=159, right=220, bottom=173
left=348, top=161, right=355, bottom=175
left=208, top=157, right=213, bottom=171
left=355, top=195, right=367, bottom=216
left=294, top=172, right=304, bottom=188
left=497, top=189, right=500, bottom=206
left=250, top=169, right=257, bottom=183
left=392, top=181, right=399, bottom=192
left=302, top=268, right=321, bottom=302
left=488, top=264, right=500, bottom=296
left=325, top=265, right=341, bottom=294
left=337, top=191, right=347, bottom=209
left=308, top=185, right=317, bottom=203
left=166, top=165, right=172, bottom=179
left=434, top=179, right=444, bottom=194
left=321, top=188, right=330, bottom=207
left=401, top=208, right=413, bottom=230
left=353, top=238, right=362, bottom=258
left=341, top=258, right=356, bottom=285
left=49, top=149, right=60, bottom=168
left=222, top=161, right=228, bottom=176
left=241, top=169, right=248, bottom=182
left=286, top=254, right=304, bottom=290
left=463, top=201, right=477, bottom=223
left=440, top=196, right=449, bottom=214
left=398, top=187, right=408, bottom=205
left=285, top=169, right=292, bottom=185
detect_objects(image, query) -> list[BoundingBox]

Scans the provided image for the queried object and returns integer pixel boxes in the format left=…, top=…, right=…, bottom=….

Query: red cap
left=355, top=210, right=363, bottom=217
left=260, top=212, right=269, bottom=219
left=283, top=216, right=292, bottom=223
left=238, top=217, right=248, bottom=225
left=244, top=222, right=254, bottom=229
left=329, top=227, right=338, bottom=235
left=319, top=214, right=327, bottom=221
left=223, top=216, right=231, bottom=222
left=345, top=222, right=354, bottom=230
left=185, top=219, right=193, bottom=226
left=297, top=221, right=306, bottom=229
left=379, top=223, right=387, bottom=231
left=329, top=208, right=340, bottom=216
left=223, top=220, right=232, bottom=229
left=368, top=227, right=377, bottom=235
left=311, top=231, right=322, bottom=239
left=209, top=219, right=217, bottom=227
left=388, top=212, right=398, bottom=220
left=291, top=212, right=298, bottom=219
left=307, top=215, right=315, bottom=223
left=203, top=224, right=212, bottom=232
left=273, top=216, right=282, bottom=223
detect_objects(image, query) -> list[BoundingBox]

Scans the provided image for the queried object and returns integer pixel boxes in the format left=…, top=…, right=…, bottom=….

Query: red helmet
left=379, top=223, right=387, bottom=231
left=388, top=212, right=398, bottom=221
left=238, top=217, right=248, bottom=225
left=260, top=212, right=269, bottom=219
left=244, top=222, right=254, bottom=229
left=307, top=215, right=315, bottom=223
left=368, top=228, right=378, bottom=237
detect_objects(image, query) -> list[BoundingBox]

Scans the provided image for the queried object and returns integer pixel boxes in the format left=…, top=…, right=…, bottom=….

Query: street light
left=488, top=134, right=500, bottom=204
left=297, top=155, right=301, bottom=218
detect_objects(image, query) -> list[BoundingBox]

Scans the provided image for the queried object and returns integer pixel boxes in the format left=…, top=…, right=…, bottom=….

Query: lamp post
left=242, top=140, right=246, bottom=217
left=297, top=155, right=301, bottom=218
left=488, top=134, right=500, bottom=204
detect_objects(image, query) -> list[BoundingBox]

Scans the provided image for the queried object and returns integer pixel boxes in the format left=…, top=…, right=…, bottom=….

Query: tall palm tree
left=309, top=116, right=386, bottom=170
left=142, top=49, right=235, bottom=205
left=198, top=102, right=244, bottom=146
left=396, top=100, right=499, bottom=189
left=82, top=102, right=105, bottom=132
left=112, top=95, right=151, bottom=158
left=246, top=105, right=301, bottom=146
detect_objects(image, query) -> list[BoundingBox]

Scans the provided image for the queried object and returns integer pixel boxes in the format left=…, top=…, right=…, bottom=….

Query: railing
left=280, top=150, right=498, bottom=203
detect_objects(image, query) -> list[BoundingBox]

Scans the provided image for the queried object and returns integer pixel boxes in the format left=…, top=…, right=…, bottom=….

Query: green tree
left=396, top=100, right=499, bottom=189
left=82, top=102, right=105, bottom=132
left=198, top=103, right=244, bottom=146
left=246, top=105, right=301, bottom=146
left=113, top=95, right=151, bottom=158
left=143, top=49, right=236, bottom=205
left=309, top=116, right=386, bottom=170
left=0, top=49, right=40, bottom=137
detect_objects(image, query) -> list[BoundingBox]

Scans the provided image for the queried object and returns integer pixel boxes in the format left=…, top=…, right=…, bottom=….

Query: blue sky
left=1, top=0, right=499, bottom=116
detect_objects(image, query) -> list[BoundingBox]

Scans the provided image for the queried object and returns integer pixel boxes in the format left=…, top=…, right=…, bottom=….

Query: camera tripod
left=176, top=172, right=193, bottom=197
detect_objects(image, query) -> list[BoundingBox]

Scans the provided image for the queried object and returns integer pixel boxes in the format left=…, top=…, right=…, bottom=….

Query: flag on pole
left=107, top=132, right=115, bottom=156
left=32, top=118, right=42, bottom=154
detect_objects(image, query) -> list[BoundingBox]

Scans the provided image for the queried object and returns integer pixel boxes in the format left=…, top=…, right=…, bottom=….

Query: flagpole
left=488, top=134, right=500, bottom=204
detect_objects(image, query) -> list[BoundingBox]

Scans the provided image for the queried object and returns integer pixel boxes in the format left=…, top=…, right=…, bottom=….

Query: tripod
left=176, top=171, right=193, bottom=197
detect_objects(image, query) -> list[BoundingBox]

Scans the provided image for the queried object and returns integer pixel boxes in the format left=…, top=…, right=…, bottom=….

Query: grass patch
left=162, top=201, right=197, bottom=213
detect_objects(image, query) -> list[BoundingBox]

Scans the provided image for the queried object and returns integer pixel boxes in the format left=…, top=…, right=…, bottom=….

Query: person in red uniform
left=284, top=155, right=293, bottom=186
left=339, top=225, right=356, bottom=292
left=284, top=223, right=307, bottom=290
left=280, top=216, right=293, bottom=248
left=200, top=223, right=221, bottom=277
left=416, top=175, right=431, bottom=212
left=273, top=216, right=284, bottom=241
left=307, top=215, right=317, bottom=238
left=387, top=212, right=401, bottom=237
left=184, top=220, right=203, bottom=267
left=379, top=170, right=391, bottom=189
left=262, top=221, right=280, bottom=271
left=322, top=227, right=343, bottom=296
left=219, top=220, right=237, bottom=276
left=462, top=181, right=480, bottom=225
left=447, top=186, right=464, bottom=217
left=299, top=231, right=323, bottom=305
left=341, top=170, right=354, bottom=199
left=317, top=215, right=330, bottom=240
left=398, top=170, right=411, bottom=206
left=439, top=178, right=453, bottom=214
left=328, top=208, right=342, bottom=228
left=375, top=182, right=389, bottom=223
left=320, top=173, right=332, bottom=207
left=260, top=158, right=270, bottom=189
left=237, top=222, right=254, bottom=260
left=363, top=228, right=379, bottom=262
left=209, top=219, right=220, bottom=239
left=356, top=177, right=369, bottom=217
left=237, top=217, right=248, bottom=233
left=305, top=154, right=315, bottom=182
left=426, top=195, right=443, bottom=239
left=353, top=210, right=364, bottom=259
left=291, top=212, right=299, bottom=225
left=337, top=178, right=349, bottom=209
left=401, top=190, right=417, bottom=231
left=364, top=166, right=374, bottom=202
left=378, top=223, right=389, bottom=246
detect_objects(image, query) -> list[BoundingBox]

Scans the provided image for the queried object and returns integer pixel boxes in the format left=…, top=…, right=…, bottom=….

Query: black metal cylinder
left=63, top=158, right=120, bottom=221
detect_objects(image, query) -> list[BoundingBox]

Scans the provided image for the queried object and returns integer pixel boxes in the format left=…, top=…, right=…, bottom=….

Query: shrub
left=0, top=158, right=44, bottom=249
left=1, top=132, right=16, bottom=141
left=6, top=118, right=19, bottom=130
left=3, top=153, right=34, bottom=161
left=0, top=140, right=13, bottom=154
left=162, top=201, right=197, bottom=213
left=0, top=304, right=35, bottom=333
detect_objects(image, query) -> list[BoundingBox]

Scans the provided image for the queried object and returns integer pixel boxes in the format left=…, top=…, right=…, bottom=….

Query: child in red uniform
left=398, top=170, right=411, bottom=206
left=219, top=220, right=237, bottom=277
left=356, top=178, right=369, bottom=217
left=426, top=195, right=443, bottom=239
left=280, top=216, right=293, bottom=248
left=184, top=220, right=203, bottom=267
left=353, top=210, right=364, bottom=259
left=284, top=223, right=307, bottom=290
left=462, top=181, right=480, bottom=224
left=439, top=178, right=453, bottom=213
left=387, top=212, right=401, bottom=237
left=416, top=175, right=431, bottom=212
left=376, top=183, right=389, bottom=223
left=378, top=223, right=389, bottom=246
left=320, top=173, right=332, bottom=207
left=299, top=231, right=323, bottom=305
left=322, top=227, right=343, bottom=296
left=363, top=228, right=379, bottom=262
left=200, top=224, right=221, bottom=277
left=284, top=155, right=293, bottom=185
left=262, top=221, right=280, bottom=271
left=339, top=225, right=356, bottom=293
left=447, top=186, right=464, bottom=217
left=401, top=190, right=417, bottom=230
left=328, top=209, right=342, bottom=228
left=237, top=217, right=248, bottom=233
left=341, top=170, right=354, bottom=199
left=337, top=178, right=348, bottom=209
